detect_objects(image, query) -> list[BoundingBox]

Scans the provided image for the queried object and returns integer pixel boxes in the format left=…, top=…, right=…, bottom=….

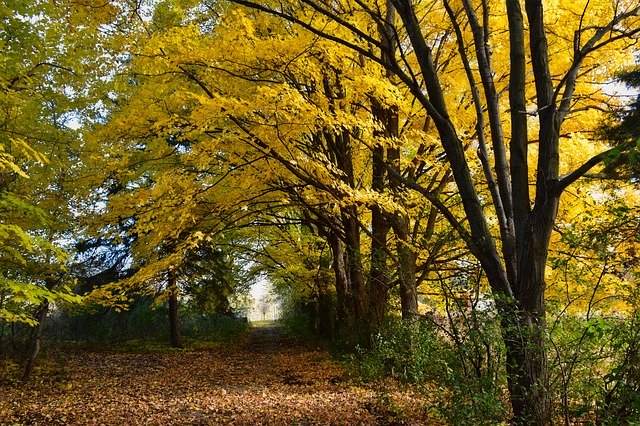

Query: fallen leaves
left=0, top=327, right=441, bottom=425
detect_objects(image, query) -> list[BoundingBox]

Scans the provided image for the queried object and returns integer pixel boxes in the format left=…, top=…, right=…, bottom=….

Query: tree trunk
left=328, top=232, right=354, bottom=337
left=21, top=300, right=49, bottom=384
left=315, top=275, right=336, bottom=339
left=392, top=213, right=419, bottom=319
left=503, top=212, right=553, bottom=424
left=368, top=142, right=391, bottom=339
left=167, top=269, right=182, bottom=348
left=341, top=208, right=368, bottom=341
left=368, top=208, right=390, bottom=338
left=502, top=304, right=549, bottom=425
left=368, top=229, right=390, bottom=343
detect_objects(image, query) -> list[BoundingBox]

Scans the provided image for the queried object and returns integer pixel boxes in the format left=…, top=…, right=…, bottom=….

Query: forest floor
left=0, top=325, right=441, bottom=425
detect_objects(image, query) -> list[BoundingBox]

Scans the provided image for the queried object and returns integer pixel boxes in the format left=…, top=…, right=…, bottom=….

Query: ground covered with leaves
left=0, top=326, right=440, bottom=425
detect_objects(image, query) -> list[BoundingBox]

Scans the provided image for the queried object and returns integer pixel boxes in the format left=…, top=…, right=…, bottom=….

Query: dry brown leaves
left=0, top=327, right=441, bottom=425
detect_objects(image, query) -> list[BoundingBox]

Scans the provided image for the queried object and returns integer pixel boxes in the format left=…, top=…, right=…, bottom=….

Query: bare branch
left=556, top=143, right=630, bottom=193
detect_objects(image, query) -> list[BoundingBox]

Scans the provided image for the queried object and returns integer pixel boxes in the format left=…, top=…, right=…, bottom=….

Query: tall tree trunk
left=342, top=208, right=368, bottom=340
left=392, top=213, right=419, bottom=319
left=502, top=268, right=549, bottom=425
left=328, top=232, right=353, bottom=335
left=503, top=211, right=554, bottom=424
left=315, top=274, right=336, bottom=339
left=503, top=310, right=549, bottom=426
left=368, top=142, right=391, bottom=339
left=21, top=300, right=49, bottom=384
left=368, top=209, right=390, bottom=341
left=318, top=291, right=335, bottom=340
left=383, top=105, right=418, bottom=320
left=167, top=269, right=182, bottom=348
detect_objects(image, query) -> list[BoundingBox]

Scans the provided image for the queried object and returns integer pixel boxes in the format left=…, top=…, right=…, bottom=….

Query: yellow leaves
left=0, top=154, right=28, bottom=178
left=152, top=0, right=187, bottom=29
left=69, top=0, right=121, bottom=26
left=548, top=184, right=640, bottom=315
left=544, top=0, right=638, bottom=102
left=0, top=309, right=39, bottom=326
left=353, top=74, right=404, bottom=109
left=0, top=328, right=439, bottom=424
left=138, top=24, right=203, bottom=61
left=217, top=7, right=258, bottom=42
left=82, top=0, right=639, bottom=334
left=232, top=8, right=257, bottom=39
left=0, top=137, right=49, bottom=178
left=85, top=285, right=136, bottom=311
left=559, top=133, right=603, bottom=176
left=0, top=280, right=82, bottom=325
left=335, top=186, right=406, bottom=216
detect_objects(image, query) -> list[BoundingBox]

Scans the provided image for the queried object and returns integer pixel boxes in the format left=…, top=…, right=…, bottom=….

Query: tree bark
left=328, top=232, right=353, bottom=335
left=167, top=269, right=182, bottom=348
left=341, top=207, right=369, bottom=343
left=368, top=103, right=392, bottom=337
left=392, top=213, right=419, bottom=319
left=315, top=273, right=336, bottom=339
left=502, top=298, right=549, bottom=425
left=21, top=300, right=49, bottom=385
left=369, top=197, right=390, bottom=336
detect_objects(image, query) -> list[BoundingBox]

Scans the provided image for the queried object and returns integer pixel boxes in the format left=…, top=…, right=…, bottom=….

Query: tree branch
left=556, top=143, right=629, bottom=194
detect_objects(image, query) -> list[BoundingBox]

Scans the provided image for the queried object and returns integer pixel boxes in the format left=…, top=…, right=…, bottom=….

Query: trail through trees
left=0, top=326, right=438, bottom=425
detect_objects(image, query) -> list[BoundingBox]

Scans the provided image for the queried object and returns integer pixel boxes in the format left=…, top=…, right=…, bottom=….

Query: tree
left=1, top=0, right=70, bottom=326
left=84, top=0, right=461, bottom=347
left=75, top=1, right=273, bottom=346
left=599, top=66, right=640, bottom=178
left=75, top=0, right=639, bottom=419
left=222, top=0, right=640, bottom=423
left=0, top=0, right=109, bottom=381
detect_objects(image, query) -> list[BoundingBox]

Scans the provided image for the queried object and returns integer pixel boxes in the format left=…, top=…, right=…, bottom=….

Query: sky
left=250, top=279, right=269, bottom=301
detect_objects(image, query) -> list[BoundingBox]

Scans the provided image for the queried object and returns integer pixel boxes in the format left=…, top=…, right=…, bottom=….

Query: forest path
left=0, top=325, right=436, bottom=425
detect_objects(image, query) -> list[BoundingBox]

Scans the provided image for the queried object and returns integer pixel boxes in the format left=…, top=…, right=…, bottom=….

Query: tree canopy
left=1, top=0, right=639, bottom=423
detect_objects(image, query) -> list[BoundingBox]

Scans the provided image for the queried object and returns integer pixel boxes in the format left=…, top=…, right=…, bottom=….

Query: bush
left=349, top=313, right=508, bottom=424
left=181, top=313, right=249, bottom=344
left=277, top=297, right=317, bottom=340
left=548, top=309, right=640, bottom=424
left=598, top=314, right=640, bottom=424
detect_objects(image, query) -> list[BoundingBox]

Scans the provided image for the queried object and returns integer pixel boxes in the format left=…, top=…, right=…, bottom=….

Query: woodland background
left=1, top=0, right=640, bottom=424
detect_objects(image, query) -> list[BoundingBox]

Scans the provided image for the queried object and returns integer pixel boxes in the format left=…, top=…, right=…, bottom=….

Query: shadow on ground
left=0, top=325, right=440, bottom=425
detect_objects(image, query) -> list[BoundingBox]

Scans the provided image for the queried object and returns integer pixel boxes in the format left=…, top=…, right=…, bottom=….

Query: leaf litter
left=0, top=326, right=441, bottom=425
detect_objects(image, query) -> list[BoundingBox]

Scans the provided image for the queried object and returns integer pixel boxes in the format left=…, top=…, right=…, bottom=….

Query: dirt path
left=0, top=326, right=436, bottom=425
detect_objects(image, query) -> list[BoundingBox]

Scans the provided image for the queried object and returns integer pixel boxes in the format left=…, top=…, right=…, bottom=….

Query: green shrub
left=182, top=313, right=249, bottom=344
left=349, top=314, right=508, bottom=424
left=278, top=297, right=316, bottom=340
left=547, top=309, right=640, bottom=424
left=598, top=311, right=640, bottom=423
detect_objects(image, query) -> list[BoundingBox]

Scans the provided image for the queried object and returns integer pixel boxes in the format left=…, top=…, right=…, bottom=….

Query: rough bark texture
left=168, top=269, right=182, bottom=348
left=369, top=144, right=391, bottom=338
left=392, top=213, right=419, bottom=319
left=327, top=232, right=350, bottom=327
left=315, top=276, right=336, bottom=339
left=342, top=209, right=367, bottom=332
left=502, top=299, right=549, bottom=425
left=21, top=301, right=49, bottom=385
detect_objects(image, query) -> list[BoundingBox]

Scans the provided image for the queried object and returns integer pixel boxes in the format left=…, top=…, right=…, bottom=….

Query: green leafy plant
left=349, top=315, right=508, bottom=424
